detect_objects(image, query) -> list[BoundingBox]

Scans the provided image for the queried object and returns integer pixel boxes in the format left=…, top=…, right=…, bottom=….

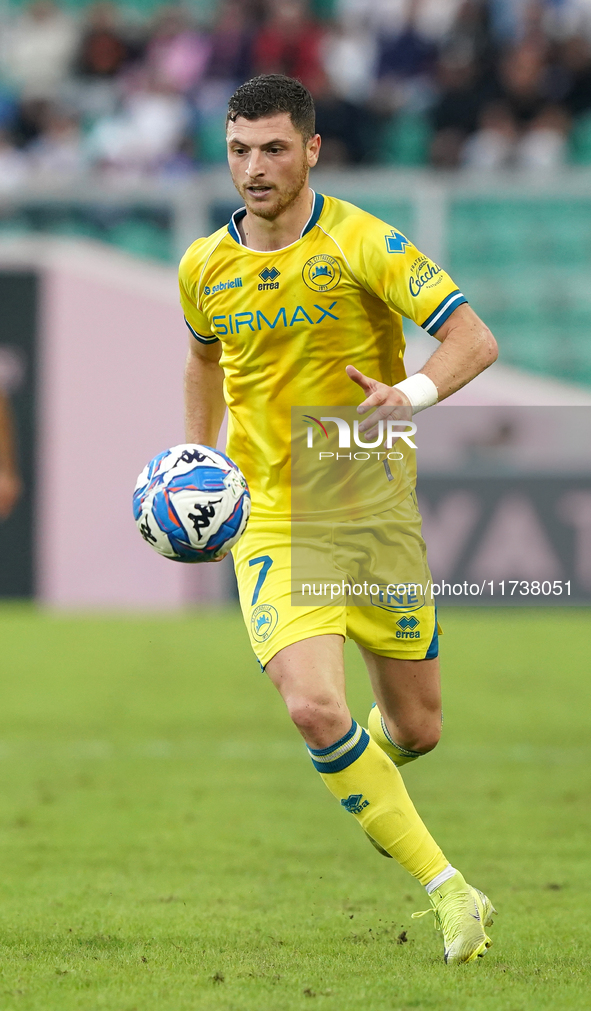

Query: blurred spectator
left=0, top=0, right=588, bottom=174
left=146, top=8, right=211, bottom=94
left=87, top=82, right=190, bottom=175
left=560, top=36, right=591, bottom=115
left=321, top=18, right=377, bottom=104
left=0, top=1, right=78, bottom=99
left=439, top=0, right=493, bottom=66
left=205, top=0, right=255, bottom=85
left=0, top=129, right=30, bottom=190
left=316, top=16, right=377, bottom=163
left=488, top=0, right=543, bottom=44
left=29, top=107, right=87, bottom=178
left=253, top=0, right=326, bottom=94
left=0, top=392, right=21, bottom=521
left=74, top=3, right=139, bottom=80
left=496, top=41, right=551, bottom=126
left=336, top=0, right=462, bottom=40
left=461, top=100, right=517, bottom=168
left=377, top=2, right=438, bottom=86
left=516, top=102, right=569, bottom=167
left=11, top=98, right=52, bottom=149
left=462, top=99, right=569, bottom=169
left=545, top=0, right=591, bottom=42
left=430, top=58, right=490, bottom=166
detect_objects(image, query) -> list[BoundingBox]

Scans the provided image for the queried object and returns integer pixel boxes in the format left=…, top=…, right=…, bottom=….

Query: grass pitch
left=0, top=605, right=589, bottom=1011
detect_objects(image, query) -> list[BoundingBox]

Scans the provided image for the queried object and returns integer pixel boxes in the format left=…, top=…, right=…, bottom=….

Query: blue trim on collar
left=226, top=192, right=324, bottom=246
left=302, top=191, right=324, bottom=235
left=228, top=207, right=246, bottom=245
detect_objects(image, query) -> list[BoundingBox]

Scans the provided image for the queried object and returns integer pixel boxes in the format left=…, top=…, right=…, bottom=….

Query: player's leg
left=265, top=633, right=452, bottom=889
left=352, top=645, right=495, bottom=962
left=264, top=633, right=350, bottom=747
left=234, top=518, right=495, bottom=961
left=363, top=651, right=442, bottom=767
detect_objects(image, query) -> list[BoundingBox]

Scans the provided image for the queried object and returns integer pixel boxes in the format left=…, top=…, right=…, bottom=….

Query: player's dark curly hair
left=227, top=75, right=316, bottom=141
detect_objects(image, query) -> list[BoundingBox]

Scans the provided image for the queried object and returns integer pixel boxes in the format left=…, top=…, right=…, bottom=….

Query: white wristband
left=392, top=374, right=438, bottom=415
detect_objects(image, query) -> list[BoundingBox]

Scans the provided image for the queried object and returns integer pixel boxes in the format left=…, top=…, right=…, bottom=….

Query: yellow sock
left=368, top=703, right=423, bottom=767
left=308, top=721, right=448, bottom=886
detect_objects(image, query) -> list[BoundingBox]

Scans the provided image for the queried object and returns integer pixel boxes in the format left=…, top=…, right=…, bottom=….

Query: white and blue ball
left=133, top=444, right=250, bottom=562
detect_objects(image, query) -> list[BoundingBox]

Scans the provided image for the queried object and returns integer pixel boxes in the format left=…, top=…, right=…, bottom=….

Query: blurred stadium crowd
left=2, top=0, right=591, bottom=183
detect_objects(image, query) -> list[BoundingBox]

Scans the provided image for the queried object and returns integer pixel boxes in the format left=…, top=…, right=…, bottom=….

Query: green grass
left=0, top=605, right=589, bottom=1010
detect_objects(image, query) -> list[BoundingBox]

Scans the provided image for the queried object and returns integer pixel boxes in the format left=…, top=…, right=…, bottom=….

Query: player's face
left=227, top=113, right=320, bottom=220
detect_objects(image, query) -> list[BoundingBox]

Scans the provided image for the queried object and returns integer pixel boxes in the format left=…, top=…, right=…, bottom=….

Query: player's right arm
left=184, top=338, right=225, bottom=447
left=179, top=240, right=226, bottom=447
left=0, top=390, right=21, bottom=520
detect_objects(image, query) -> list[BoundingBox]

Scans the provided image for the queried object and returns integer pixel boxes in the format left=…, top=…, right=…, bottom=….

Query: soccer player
left=180, top=74, right=498, bottom=964
left=0, top=391, right=21, bottom=521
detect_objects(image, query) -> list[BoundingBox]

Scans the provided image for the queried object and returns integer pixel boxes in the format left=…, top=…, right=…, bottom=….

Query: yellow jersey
left=179, top=192, right=466, bottom=521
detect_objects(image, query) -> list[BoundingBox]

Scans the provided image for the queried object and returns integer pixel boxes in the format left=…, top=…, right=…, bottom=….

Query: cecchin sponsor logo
left=204, top=277, right=243, bottom=296
left=408, top=256, right=443, bottom=297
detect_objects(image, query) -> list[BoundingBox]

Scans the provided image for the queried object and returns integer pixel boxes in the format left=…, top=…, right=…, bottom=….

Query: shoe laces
left=411, top=906, right=441, bottom=931
left=412, top=890, right=472, bottom=939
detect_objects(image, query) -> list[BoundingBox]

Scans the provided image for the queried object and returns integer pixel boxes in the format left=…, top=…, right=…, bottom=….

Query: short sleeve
left=353, top=219, right=467, bottom=335
left=179, top=258, right=219, bottom=345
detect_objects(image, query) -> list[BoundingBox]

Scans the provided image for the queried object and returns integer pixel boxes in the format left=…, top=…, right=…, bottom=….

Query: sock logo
left=341, top=793, right=370, bottom=815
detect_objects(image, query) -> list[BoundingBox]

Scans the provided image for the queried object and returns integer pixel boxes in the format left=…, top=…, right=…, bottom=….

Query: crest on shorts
left=251, top=604, right=279, bottom=642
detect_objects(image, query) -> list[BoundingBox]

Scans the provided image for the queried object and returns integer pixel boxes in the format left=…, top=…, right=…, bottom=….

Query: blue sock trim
left=380, top=715, right=422, bottom=757
left=307, top=721, right=370, bottom=774
left=308, top=720, right=356, bottom=757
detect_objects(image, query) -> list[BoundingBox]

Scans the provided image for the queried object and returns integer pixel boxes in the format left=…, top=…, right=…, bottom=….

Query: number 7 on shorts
left=249, top=555, right=273, bottom=606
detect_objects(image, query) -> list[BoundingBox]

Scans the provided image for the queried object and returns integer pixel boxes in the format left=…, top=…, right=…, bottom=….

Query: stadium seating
left=449, top=198, right=591, bottom=385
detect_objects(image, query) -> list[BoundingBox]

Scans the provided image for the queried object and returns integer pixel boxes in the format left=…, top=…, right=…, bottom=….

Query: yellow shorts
left=232, top=492, right=439, bottom=668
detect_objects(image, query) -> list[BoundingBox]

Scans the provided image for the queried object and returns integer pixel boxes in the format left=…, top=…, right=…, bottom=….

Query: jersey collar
left=227, top=191, right=325, bottom=247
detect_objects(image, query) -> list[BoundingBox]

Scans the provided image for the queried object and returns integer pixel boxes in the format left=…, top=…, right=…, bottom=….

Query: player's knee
left=286, top=695, right=346, bottom=741
left=399, top=722, right=441, bottom=754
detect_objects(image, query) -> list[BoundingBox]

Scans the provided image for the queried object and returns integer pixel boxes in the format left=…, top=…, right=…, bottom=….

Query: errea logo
left=258, top=266, right=280, bottom=291
left=341, top=794, right=370, bottom=814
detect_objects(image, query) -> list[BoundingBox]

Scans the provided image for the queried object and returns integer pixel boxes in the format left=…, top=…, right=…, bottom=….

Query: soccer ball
left=133, top=444, right=250, bottom=562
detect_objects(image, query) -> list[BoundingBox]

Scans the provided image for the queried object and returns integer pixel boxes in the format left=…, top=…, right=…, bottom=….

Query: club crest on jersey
left=302, top=254, right=341, bottom=292
left=258, top=266, right=280, bottom=291
left=251, top=604, right=279, bottom=642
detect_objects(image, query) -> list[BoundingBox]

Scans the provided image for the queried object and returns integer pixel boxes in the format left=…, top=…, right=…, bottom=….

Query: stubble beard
left=239, top=157, right=309, bottom=221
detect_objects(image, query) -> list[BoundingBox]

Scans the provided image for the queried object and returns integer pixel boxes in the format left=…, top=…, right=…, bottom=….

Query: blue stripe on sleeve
left=421, top=290, right=468, bottom=335
left=185, top=318, right=219, bottom=344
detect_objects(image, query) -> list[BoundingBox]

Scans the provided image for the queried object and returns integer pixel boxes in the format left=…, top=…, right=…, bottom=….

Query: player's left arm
left=406, top=301, right=498, bottom=400
left=345, top=220, right=497, bottom=431
left=347, top=302, right=497, bottom=432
